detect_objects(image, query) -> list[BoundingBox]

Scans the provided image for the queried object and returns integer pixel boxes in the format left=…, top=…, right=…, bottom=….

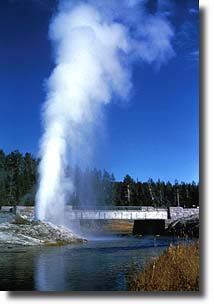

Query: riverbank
left=128, top=241, right=199, bottom=291
left=166, top=214, right=199, bottom=238
left=79, top=213, right=200, bottom=238
left=0, top=209, right=199, bottom=245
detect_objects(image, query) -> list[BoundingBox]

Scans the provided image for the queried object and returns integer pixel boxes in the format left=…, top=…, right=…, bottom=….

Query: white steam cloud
left=35, top=0, right=174, bottom=224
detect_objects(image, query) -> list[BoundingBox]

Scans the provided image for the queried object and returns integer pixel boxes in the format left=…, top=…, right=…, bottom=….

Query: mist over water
left=36, top=0, right=174, bottom=226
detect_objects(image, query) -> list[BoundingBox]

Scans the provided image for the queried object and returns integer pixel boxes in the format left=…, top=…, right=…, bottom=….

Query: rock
left=166, top=214, right=199, bottom=238
left=0, top=216, right=86, bottom=246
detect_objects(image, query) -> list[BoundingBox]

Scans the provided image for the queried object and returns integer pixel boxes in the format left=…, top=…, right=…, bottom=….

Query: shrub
left=128, top=242, right=199, bottom=291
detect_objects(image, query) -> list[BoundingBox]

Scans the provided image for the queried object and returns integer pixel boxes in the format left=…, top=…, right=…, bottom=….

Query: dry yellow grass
left=128, top=242, right=199, bottom=291
left=103, top=220, right=133, bottom=233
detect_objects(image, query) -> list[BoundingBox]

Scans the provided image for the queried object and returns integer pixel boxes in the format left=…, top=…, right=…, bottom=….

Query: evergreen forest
left=0, top=150, right=199, bottom=208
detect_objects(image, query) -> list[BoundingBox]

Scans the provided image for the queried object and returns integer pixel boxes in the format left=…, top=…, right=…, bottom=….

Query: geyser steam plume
left=36, top=0, right=174, bottom=224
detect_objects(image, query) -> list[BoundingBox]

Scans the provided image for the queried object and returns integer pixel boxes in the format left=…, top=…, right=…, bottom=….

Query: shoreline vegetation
left=128, top=242, right=199, bottom=291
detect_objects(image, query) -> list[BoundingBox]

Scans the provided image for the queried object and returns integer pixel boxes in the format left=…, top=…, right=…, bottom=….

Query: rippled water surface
left=0, top=235, right=192, bottom=291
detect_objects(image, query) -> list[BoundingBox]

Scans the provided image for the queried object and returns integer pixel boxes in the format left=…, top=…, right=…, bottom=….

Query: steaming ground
left=0, top=215, right=85, bottom=246
left=36, top=0, right=174, bottom=227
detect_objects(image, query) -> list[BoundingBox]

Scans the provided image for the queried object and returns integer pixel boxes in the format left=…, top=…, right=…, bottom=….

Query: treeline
left=0, top=150, right=199, bottom=208
left=0, top=150, right=37, bottom=206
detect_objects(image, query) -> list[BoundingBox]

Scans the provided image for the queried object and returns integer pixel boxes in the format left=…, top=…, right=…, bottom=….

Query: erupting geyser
left=36, top=0, right=174, bottom=225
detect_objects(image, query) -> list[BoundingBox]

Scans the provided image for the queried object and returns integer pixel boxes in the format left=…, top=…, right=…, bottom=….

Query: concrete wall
left=169, top=207, right=199, bottom=220
left=183, top=208, right=199, bottom=217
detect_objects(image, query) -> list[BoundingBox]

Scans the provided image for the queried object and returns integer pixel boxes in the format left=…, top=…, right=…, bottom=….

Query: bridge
left=0, top=205, right=199, bottom=222
left=66, top=206, right=168, bottom=220
left=1, top=205, right=199, bottom=235
left=61, top=206, right=199, bottom=235
left=62, top=206, right=198, bottom=221
left=63, top=206, right=199, bottom=235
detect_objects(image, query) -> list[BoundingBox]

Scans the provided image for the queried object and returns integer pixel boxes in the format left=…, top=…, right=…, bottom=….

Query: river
left=0, top=235, right=193, bottom=291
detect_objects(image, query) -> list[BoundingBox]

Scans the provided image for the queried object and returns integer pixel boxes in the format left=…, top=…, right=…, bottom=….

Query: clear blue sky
left=0, top=0, right=199, bottom=183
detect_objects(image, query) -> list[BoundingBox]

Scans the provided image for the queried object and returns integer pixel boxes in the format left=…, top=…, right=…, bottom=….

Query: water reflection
left=0, top=247, right=35, bottom=290
left=0, top=236, right=189, bottom=291
left=35, top=249, right=66, bottom=291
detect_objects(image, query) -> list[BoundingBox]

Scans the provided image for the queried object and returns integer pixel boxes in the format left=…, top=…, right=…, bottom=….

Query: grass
left=128, top=242, right=199, bottom=292
left=103, top=220, right=133, bottom=233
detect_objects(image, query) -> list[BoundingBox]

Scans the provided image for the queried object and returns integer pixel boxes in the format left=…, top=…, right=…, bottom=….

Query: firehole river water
left=0, top=235, right=194, bottom=291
